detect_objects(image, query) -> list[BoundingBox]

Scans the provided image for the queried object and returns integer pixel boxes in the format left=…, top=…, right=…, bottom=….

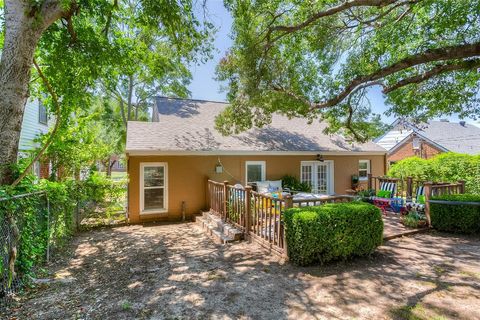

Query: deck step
left=197, top=211, right=243, bottom=244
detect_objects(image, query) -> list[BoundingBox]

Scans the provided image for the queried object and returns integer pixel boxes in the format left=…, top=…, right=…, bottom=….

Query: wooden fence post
left=283, top=195, right=293, bottom=259
left=223, top=180, right=229, bottom=221
left=206, top=178, right=210, bottom=211
left=406, top=176, right=413, bottom=201
left=244, top=186, right=252, bottom=238
left=284, top=195, right=293, bottom=210
left=424, top=182, right=433, bottom=227
left=367, top=173, right=373, bottom=190
left=458, top=180, right=466, bottom=194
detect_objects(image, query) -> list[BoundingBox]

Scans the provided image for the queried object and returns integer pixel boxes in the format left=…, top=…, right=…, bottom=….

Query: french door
left=300, top=161, right=334, bottom=194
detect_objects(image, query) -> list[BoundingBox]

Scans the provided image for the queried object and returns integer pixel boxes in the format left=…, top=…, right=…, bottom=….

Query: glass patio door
left=301, top=161, right=333, bottom=194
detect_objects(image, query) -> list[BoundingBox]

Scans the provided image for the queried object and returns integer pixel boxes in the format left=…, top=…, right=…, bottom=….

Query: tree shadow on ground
left=6, top=225, right=480, bottom=320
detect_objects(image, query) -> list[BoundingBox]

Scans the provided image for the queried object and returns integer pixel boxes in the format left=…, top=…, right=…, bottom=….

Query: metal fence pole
left=46, top=194, right=51, bottom=263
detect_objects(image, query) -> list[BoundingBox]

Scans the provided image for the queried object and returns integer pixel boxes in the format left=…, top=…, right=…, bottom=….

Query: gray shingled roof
left=415, top=120, right=480, bottom=155
left=126, top=97, right=386, bottom=154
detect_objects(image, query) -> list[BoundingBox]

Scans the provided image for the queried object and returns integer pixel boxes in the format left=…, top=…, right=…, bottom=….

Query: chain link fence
left=0, top=191, right=49, bottom=304
left=0, top=178, right=127, bottom=306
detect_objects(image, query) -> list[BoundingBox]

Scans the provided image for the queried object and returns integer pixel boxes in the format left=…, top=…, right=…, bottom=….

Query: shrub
left=388, top=153, right=480, bottom=194
left=402, top=211, right=427, bottom=228
left=281, top=175, right=311, bottom=192
left=0, top=174, right=126, bottom=278
left=357, top=189, right=375, bottom=203
left=284, top=202, right=383, bottom=266
left=430, top=194, right=480, bottom=234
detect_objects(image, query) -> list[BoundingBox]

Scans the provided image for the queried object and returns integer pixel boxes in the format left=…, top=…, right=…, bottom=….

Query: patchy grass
left=391, top=303, right=449, bottom=320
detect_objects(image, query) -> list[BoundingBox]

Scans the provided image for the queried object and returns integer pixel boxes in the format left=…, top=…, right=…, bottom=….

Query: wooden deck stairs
left=195, top=211, right=243, bottom=244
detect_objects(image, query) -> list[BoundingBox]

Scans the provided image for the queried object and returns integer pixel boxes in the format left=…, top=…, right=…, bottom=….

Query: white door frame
left=300, top=160, right=335, bottom=194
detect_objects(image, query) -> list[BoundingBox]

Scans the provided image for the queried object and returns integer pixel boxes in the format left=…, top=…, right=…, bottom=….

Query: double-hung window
left=38, top=101, right=48, bottom=125
left=140, top=163, right=168, bottom=214
left=245, top=161, right=266, bottom=184
left=358, top=160, right=370, bottom=181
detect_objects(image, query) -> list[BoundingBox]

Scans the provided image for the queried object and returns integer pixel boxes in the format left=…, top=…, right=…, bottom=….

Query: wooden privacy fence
left=207, top=180, right=353, bottom=257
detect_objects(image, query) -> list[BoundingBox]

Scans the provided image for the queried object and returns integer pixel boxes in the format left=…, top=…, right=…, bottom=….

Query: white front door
left=300, top=161, right=334, bottom=194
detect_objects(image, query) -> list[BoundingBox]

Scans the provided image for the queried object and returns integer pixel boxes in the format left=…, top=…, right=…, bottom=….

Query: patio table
left=373, top=197, right=404, bottom=215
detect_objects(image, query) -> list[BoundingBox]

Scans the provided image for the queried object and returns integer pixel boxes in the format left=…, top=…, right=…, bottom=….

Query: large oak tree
left=216, top=0, right=480, bottom=141
left=0, top=0, right=212, bottom=185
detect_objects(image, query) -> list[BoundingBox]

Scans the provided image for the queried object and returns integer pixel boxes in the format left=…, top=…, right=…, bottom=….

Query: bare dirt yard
left=4, top=222, right=480, bottom=320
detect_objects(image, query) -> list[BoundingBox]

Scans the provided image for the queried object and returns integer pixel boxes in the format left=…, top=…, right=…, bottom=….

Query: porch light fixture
left=316, top=154, right=324, bottom=162
left=215, top=164, right=223, bottom=174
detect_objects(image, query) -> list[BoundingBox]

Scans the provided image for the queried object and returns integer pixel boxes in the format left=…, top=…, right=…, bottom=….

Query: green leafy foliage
left=388, top=153, right=480, bottom=194
left=284, top=202, right=383, bottom=266
left=376, top=190, right=391, bottom=198
left=357, top=189, right=375, bottom=203
left=217, top=1, right=480, bottom=141
left=281, top=175, right=311, bottom=192
left=430, top=194, right=480, bottom=234
left=0, top=174, right=125, bottom=277
left=402, top=211, right=426, bottom=229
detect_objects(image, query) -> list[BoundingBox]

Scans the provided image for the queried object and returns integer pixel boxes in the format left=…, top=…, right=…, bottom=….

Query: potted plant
left=402, top=211, right=427, bottom=228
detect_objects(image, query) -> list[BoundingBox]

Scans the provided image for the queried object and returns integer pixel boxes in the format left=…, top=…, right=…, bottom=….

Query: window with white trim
left=38, top=101, right=48, bottom=125
left=412, top=137, right=421, bottom=150
left=140, top=163, right=167, bottom=213
left=245, top=161, right=266, bottom=184
left=358, top=160, right=370, bottom=181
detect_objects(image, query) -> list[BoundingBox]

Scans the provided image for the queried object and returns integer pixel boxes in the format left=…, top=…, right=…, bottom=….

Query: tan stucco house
left=125, top=97, right=387, bottom=223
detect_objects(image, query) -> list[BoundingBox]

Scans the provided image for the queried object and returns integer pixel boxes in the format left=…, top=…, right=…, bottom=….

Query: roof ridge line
left=155, top=96, right=229, bottom=104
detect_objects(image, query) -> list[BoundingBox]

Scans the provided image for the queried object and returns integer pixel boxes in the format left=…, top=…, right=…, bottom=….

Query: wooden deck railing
left=424, top=181, right=466, bottom=226
left=367, top=176, right=466, bottom=226
left=207, top=180, right=355, bottom=257
left=367, top=174, right=465, bottom=202
left=207, top=180, right=227, bottom=219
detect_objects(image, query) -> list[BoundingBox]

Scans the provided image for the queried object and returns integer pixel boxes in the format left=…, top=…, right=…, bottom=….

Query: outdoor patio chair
left=371, top=181, right=402, bottom=214
left=371, top=181, right=397, bottom=200
left=405, top=185, right=426, bottom=213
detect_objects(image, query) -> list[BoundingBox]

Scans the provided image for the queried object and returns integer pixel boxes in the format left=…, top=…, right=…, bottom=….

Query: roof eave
left=125, top=150, right=387, bottom=156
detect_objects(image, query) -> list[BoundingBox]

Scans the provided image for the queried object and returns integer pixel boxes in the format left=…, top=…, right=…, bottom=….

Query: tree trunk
left=0, top=1, right=44, bottom=185
left=0, top=0, right=66, bottom=290
left=127, top=75, right=134, bottom=121
left=107, top=158, right=115, bottom=177
left=0, top=0, right=66, bottom=185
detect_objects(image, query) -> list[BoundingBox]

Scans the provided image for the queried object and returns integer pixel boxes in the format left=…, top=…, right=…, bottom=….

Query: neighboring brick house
left=18, top=99, right=52, bottom=179
left=376, top=119, right=480, bottom=166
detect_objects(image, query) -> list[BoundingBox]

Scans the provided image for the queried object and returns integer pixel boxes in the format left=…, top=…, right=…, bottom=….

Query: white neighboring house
left=18, top=99, right=52, bottom=178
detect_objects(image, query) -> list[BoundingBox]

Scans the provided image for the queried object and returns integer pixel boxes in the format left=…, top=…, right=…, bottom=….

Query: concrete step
left=197, top=211, right=243, bottom=244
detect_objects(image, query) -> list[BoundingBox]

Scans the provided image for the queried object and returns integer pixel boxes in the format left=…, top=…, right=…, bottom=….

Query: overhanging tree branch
left=265, top=0, right=420, bottom=44
left=383, top=59, right=480, bottom=93
left=309, top=41, right=480, bottom=109
left=11, top=59, right=62, bottom=188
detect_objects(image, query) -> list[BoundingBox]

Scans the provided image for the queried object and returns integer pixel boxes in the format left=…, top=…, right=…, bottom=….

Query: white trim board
left=300, top=160, right=335, bottom=195
left=139, top=162, right=168, bottom=215
left=126, top=150, right=386, bottom=156
left=245, top=160, right=266, bottom=185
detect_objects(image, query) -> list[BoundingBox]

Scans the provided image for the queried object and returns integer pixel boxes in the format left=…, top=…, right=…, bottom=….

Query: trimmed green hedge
left=430, top=194, right=480, bottom=234
left=284, top=202, right=383, bottom=266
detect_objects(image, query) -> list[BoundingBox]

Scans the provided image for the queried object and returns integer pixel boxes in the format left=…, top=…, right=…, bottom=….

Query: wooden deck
left=382, top=211, right=429, bottom=240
